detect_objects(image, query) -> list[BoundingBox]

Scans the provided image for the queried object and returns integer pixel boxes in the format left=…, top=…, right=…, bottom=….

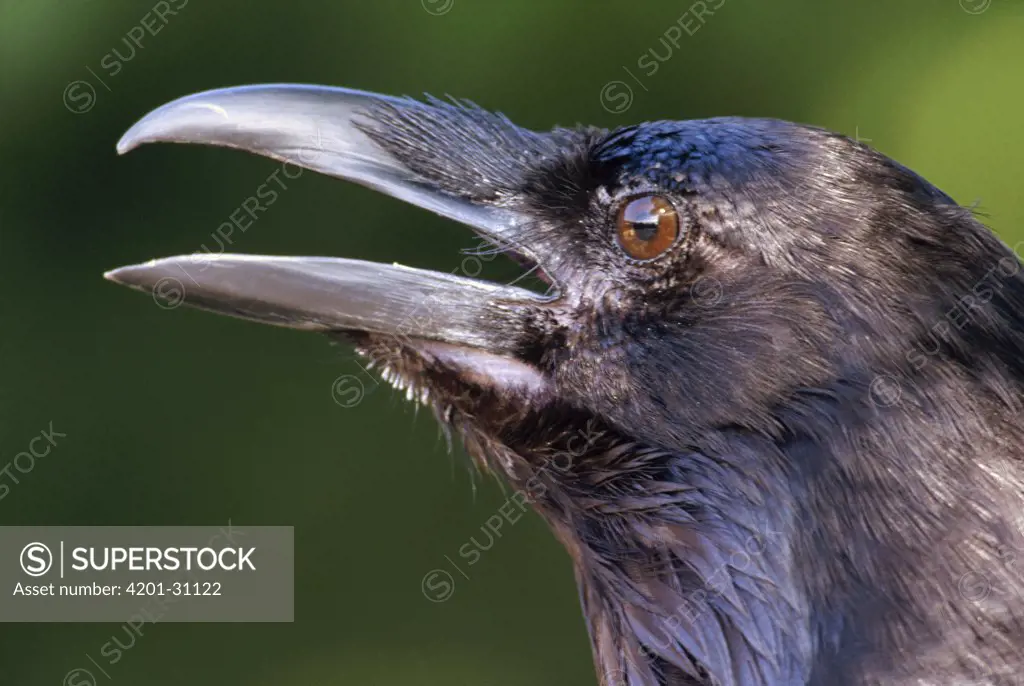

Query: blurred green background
left=1, top=0, right=1022, bottom=684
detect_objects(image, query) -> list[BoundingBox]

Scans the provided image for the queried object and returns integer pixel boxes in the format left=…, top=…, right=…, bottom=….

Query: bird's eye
left=615, top=195, right=680, bottom=260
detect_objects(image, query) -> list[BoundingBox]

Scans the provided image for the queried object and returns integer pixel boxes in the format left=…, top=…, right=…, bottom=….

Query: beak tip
left=117, top=118, right=154, bottom=154
left=114, top=100, right=194, bottom=155
left=103, top=266, right=135, bottom=287
left=115, top=135, right=136, bottom=155
left=104, top=262, right=157, bottom=288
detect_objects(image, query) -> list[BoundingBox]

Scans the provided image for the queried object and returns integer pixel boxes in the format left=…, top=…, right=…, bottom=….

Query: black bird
left=106, top=85, right=1024, bottom=685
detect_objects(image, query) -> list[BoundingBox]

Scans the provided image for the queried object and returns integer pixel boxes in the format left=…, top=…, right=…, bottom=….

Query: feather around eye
left=615, top=195, right=680, bottom=260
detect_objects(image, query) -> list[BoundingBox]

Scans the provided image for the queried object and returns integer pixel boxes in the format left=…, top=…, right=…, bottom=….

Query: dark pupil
left=631, top=218, right=659, bottom=242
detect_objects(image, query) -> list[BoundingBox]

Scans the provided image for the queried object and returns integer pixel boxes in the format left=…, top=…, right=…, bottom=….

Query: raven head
left=108, top=85, right=1024, bottom=686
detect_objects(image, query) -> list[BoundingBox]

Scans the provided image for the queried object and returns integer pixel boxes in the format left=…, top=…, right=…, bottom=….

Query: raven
left=106, top=85, right=1024, bottom=685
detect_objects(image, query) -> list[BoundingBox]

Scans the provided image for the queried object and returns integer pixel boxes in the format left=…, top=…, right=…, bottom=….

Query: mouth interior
left=506, top=251, right=554, bottom=288
left=461, top=237, right=557, bottom=296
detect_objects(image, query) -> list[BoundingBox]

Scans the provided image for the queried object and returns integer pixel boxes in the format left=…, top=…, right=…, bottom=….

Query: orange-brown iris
left=615, top=195, right=680, bottom=260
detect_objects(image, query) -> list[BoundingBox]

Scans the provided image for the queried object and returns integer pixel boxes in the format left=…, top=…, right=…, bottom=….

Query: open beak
left=105, top=84, right=551, bottom=356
